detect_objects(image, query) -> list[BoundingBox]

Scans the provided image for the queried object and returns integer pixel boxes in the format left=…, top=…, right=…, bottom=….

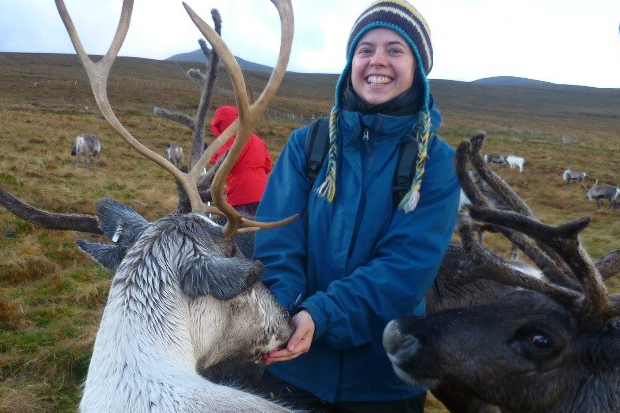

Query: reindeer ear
left=179, top=256, right=263, bottom=300
left=96, top=198, right=149, bottom=241
left=76, top=240, right=121, bottom=272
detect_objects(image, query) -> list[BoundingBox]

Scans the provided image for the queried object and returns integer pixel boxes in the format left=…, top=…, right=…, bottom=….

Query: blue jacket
left=254, top=105, right=460, bottom=403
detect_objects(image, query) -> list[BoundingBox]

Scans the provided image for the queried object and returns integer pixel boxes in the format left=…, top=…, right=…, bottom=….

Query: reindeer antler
left=458, top=133, right=616, bottom=328
left=457, top=135, right=578, bottom=287
left=181, top=0, right=296, bottom=238
left=56, top=0, right=297, bottom=240
left=469, top=206, right=611, bottom=326
left=0, top=184, right=101, bottom=234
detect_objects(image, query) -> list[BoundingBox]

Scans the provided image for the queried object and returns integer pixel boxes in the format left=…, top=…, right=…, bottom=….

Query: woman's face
left=350, top=28, right=416, bottom=106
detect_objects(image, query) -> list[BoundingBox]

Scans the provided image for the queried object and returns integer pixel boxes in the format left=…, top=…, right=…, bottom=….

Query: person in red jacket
left=209, top=105, right=273, bottom=216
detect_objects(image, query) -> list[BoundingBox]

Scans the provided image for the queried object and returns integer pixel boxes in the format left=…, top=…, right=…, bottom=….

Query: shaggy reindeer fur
left=72, top=134, right=101, bottom=169
left=79, top=211, right=294, bottom=413
left=164, top=143, right=184, bottom=169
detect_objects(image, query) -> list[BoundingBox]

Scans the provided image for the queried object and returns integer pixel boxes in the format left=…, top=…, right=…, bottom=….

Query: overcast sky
left=1, top=0, right=619, bottom=88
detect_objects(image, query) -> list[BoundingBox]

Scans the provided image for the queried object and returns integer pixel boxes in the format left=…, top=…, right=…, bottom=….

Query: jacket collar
left=338, top=94, right=441, bottom=146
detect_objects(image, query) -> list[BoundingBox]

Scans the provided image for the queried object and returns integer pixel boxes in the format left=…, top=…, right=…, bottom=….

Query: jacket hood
left=211, top=105, right=238, bottom=137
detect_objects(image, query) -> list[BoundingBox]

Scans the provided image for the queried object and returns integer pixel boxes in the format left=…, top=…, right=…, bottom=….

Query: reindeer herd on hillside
left=1, top=1, right=620, bottom=412
left=482, top=153, right=619, bottom=211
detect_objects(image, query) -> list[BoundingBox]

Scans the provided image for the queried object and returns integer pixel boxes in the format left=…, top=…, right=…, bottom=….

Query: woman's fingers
left=263, top=310, right=316, bottom=364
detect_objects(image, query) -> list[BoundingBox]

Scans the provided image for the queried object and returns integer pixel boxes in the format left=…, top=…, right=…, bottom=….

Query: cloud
left=1, top=0, right=619, bottom=87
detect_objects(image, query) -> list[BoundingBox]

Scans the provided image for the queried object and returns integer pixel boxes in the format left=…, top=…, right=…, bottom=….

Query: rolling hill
left=166, top=47, right=274, bottom=73
left=1, top=51, right=620, bottom=413
left=473, top=76, right=557, bottom=87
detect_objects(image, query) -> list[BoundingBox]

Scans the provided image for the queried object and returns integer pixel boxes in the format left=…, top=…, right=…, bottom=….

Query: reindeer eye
left=530, top=334, right=550, bottom=349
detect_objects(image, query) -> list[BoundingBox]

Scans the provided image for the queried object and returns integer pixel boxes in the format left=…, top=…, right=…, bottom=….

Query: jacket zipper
left=348, top=127, right=370, bottom=260
left=362, top=128, right=370, bottom=153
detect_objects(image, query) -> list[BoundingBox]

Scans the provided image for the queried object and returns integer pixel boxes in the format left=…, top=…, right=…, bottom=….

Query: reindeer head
left=1, top=0, right=297, bottom=375
left=384, top=133, right=620, bottom=412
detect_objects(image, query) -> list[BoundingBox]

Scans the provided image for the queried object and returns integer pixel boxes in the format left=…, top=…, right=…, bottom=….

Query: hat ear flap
left=178, top=256, right=263, bottom=300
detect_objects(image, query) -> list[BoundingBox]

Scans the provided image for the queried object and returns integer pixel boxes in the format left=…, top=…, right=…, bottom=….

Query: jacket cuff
left=299, top=295, right=327, bottom=342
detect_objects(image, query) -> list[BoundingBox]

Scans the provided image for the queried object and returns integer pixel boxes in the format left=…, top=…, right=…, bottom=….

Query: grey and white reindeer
left=562, top=167, right=587, bottom=184
left=71, top=134, right=101, bottom=168
left=484, top=153, right=506, bottom=166
left=384, top=133, right=620, bottom=413
left=0, top=0, right=300, bottom=412
left=164, top=143, right=184, bottom=168
left=585, top=179, right=620, bottom=210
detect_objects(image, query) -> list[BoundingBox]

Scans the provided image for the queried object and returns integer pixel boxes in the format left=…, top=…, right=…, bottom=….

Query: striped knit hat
left=316, top=0, right=433, bottom=213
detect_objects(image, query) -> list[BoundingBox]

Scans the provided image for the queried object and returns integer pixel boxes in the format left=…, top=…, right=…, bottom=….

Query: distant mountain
left=473, top=76, right=556, bottom=87
left=165, top=48, right=273, bottom=73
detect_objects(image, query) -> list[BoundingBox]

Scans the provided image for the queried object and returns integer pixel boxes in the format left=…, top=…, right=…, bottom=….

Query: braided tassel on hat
left=398, top=108, right=430, bottom=212
left=315, top=107, right=340, bottom=201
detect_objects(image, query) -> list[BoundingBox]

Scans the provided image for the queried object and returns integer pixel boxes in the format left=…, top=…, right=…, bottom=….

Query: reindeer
left=164, top=143, right=184, bottom=168
left=562, top=167, right=587, bottom=184
left=585, top=179, right=620, bottom=210
left=383, top=133, right=620, bottom=413
left=505, top=154, right=524, bottom=172
left=0, top=0, right=300, bottom=411
left=71, top=134, right=101, bottom=168
left=483, top=153, right=506, bottom=166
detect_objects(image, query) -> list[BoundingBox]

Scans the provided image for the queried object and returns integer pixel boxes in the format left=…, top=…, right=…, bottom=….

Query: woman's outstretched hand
left=263, top=310, right=315, bottom=365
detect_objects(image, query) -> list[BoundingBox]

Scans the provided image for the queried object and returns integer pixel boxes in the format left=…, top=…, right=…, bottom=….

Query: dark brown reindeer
left=384, top=133, right=620, bottom=413
left=0, top=0, right=300, bottom=411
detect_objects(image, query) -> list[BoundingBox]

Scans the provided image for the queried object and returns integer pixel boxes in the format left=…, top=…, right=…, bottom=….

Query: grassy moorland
left=1, top=51, right=620, bottom=412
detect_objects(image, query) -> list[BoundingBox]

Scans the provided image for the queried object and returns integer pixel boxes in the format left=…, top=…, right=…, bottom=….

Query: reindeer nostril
left=383, top=320, right=420, bottom=362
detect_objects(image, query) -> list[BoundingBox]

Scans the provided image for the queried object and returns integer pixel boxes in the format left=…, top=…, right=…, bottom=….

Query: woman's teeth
left=367, top=76, right=391, bottom=85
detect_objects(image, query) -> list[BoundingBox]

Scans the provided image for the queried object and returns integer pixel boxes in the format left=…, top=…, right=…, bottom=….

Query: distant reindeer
left=562, top=167, right=587, bottom=184
left=71, top=134, right=100, bottom=169
left=484, top=154, right=506, bottom=165
left=505, top=155, right=524, bottom=172
left=585, top=179, right=620, bottom=210
left=163, top=143, right=184, bottom=169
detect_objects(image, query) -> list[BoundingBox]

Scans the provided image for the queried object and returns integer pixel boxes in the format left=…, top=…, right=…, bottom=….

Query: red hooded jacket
left=209, top=106, right=273, bottom=206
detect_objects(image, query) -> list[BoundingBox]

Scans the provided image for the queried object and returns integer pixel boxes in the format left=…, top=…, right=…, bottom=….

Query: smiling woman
left=253, top=1, right=461, bottom=412
left=350, top=28, right=416, bottom=105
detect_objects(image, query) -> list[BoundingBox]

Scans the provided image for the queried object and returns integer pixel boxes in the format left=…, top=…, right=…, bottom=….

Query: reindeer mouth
left=391, top=364, right=439, bottom=389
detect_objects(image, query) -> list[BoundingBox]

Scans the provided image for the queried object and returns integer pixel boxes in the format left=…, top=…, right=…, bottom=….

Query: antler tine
left=0, top=184, right=101, bottom=234
left=250, top=0, right=294, bottom=113
left=610, top=294, right=620, bottom=318
left=459, top=224, right=581, bottom=305
left=55, top=0, right=219, bottom=217
left=470, top=136, right=579, bottom=284
left=182, top=0, right=297, bottom=239
left=456, top=135, right=488, bottom=207
left=468, top=134, right=532, bottom=216
left=596, top=249, right=620, bottom=280
left=469, top=206, right=611, bottom=326
left=190, top=11, right=222, bottom=169
left=458, top=136, right=577, bottom=287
